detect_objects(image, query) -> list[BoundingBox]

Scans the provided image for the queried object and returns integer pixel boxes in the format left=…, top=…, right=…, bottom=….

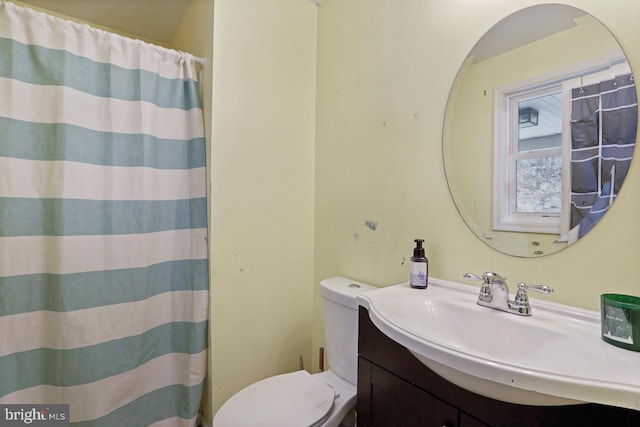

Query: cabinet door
left=459, top=413, right=489, bottom=427
left=369, top=365, right=458, bottom=427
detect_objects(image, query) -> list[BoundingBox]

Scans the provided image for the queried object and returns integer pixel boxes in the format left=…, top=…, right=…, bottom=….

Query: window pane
left=518, top=92, right=563, bottom=151
left=515, top=156, right=562, bottom=214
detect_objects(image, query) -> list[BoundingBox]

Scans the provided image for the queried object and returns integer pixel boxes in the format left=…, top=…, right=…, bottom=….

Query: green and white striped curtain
left=0, top=2, right=209, bottom=426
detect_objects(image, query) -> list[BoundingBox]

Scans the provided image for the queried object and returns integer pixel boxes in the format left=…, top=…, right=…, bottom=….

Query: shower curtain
left=570, top=72, right=637, bottom=238
left=0, top=2, right=208, bottom=426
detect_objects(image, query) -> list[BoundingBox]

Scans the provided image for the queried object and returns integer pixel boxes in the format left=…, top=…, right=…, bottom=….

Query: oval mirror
left=443, top=4, right=637, bottom=257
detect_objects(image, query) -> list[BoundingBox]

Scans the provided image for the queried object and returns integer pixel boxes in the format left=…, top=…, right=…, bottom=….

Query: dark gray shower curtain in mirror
left=570, top=73, right=637, bottom=238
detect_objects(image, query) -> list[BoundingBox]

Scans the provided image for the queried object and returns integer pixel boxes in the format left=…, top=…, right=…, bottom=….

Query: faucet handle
left=514, top=282, right=553, bottom=305
left=463, top=272, right=507, bottom=284
left=513, top=283, right=553, bottom=316
left=463, top=273, right=483, bottom=281
left=517, top=282, right=553, bottom=294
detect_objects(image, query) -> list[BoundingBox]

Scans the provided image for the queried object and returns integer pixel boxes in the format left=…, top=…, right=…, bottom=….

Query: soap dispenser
left=410, top=239, right=428, bottom=289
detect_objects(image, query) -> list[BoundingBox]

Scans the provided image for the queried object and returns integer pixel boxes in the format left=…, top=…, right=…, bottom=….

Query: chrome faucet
left=463, top=272, right=553, bottom=316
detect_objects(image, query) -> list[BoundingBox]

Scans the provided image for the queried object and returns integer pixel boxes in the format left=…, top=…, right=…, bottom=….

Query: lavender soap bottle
left=409, top=239, right=428, bottom=289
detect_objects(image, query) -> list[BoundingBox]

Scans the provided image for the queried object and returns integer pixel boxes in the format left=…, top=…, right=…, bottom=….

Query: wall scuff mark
left=364, top=220, right=378, bottom=231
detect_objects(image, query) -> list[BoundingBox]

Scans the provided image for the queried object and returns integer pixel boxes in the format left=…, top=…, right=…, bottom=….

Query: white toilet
left=213, top=276, right=376, bottom=427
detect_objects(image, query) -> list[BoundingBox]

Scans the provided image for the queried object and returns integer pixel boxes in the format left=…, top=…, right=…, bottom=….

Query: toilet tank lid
left=320, top=276, right=377, bottom=309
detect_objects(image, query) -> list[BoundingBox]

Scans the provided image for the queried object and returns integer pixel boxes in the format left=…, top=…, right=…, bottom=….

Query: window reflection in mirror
left=495, top=85, right=564, bottom=234
left=493, top=60, right=632, bottom=240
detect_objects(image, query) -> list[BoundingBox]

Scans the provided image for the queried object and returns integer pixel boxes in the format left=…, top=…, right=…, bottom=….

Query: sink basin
left=357, top=278, right=640, bottom=410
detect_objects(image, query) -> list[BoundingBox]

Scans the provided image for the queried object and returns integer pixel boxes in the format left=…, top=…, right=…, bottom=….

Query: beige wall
left=313, top=0, right=640, bottom=370
left=177, top=0, right=318, bottom=421
left=205, top=0, right=318, bottom=421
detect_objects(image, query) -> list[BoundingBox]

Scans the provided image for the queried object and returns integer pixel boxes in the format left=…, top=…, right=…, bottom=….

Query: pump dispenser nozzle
left=413, top=239, right=425, bottom=257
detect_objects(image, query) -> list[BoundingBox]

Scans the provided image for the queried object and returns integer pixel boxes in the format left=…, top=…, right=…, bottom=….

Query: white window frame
left=494, top=84, right=563, bottom=234
left=493, top=51, right=627, bottom=235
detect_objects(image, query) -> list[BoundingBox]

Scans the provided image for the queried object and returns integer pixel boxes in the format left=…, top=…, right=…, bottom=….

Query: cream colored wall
left=205, top=0, right=318, bottom=421
left=313, top=0, right=640, bottom=370
left=12, top=0, right=168, bottom=46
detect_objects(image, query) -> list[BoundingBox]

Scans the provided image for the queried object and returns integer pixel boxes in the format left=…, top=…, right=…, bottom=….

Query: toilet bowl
left=213, top=277, right=376, bottom=427
left=213, top=369, right=354, bottom=427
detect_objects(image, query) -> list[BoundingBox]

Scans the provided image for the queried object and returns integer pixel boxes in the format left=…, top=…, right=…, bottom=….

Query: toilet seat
left=213, top=370, right=336, bottom=427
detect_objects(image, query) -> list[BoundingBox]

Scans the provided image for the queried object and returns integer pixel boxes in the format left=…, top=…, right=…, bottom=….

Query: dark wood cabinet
left=459, top=413, right=489, bottom=427
left=359, top=358, right=458, bottom=427
left=357, top=306, right=640, bottom=427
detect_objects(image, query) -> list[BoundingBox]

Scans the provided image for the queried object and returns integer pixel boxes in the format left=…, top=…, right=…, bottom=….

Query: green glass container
left=601, top=293, right=640, bottom=352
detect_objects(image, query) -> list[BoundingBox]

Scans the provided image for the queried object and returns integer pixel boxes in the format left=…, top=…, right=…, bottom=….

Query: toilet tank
left=320, top=277, right=377, bottom=386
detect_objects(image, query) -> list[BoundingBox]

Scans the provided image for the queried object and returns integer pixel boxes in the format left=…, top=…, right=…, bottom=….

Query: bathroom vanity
left=357, top=306, right=640, bottom=427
